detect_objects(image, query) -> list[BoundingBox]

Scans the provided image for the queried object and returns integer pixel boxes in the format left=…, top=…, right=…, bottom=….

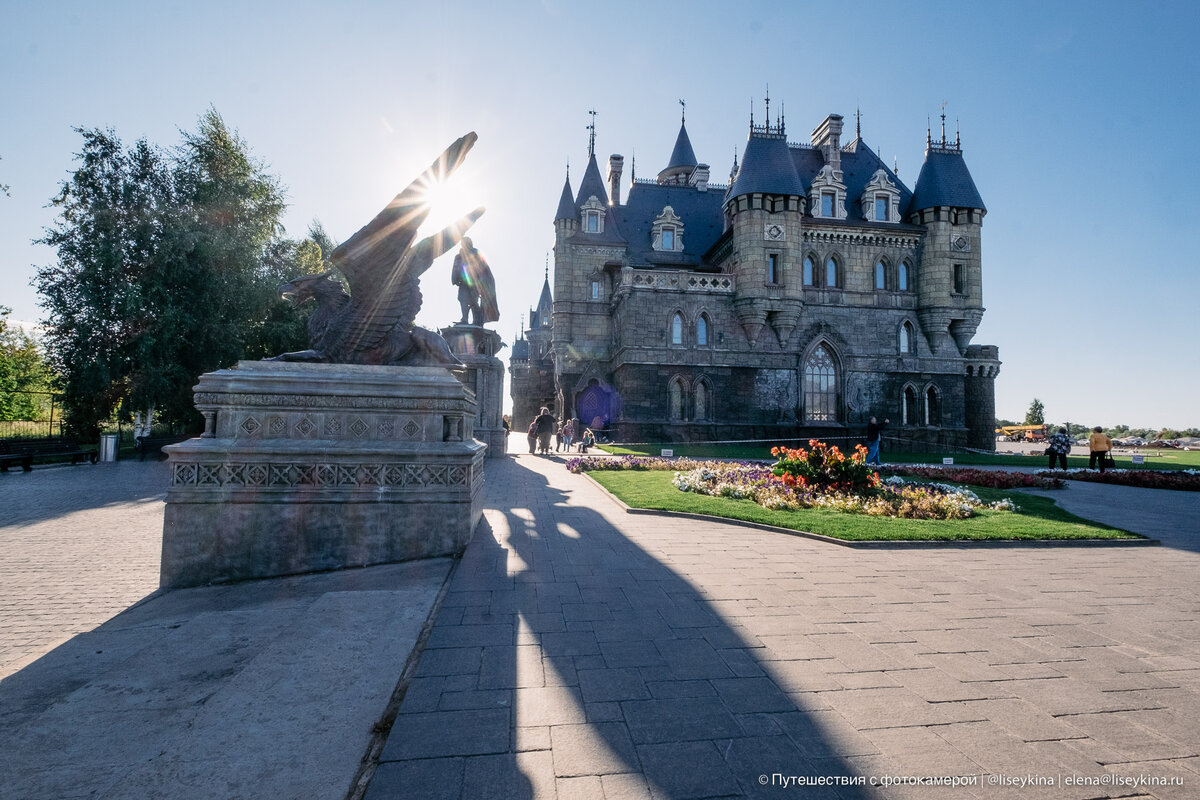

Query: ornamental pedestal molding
left=160, top=361, right=484, bottom=590
left=441, top=324, right=508, bottom=459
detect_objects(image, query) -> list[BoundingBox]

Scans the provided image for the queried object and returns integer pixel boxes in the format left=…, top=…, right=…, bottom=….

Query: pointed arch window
left=694, top=378, right=711, bottom=422
left=898, top=261, right=910, bottom=291
left=696, top=313, right=709, bottom=346
left=825, top=256, right=839, bottom=288
left=803, top=255, right=815, bottom=286
left=900, top=321, right=915, bottom=354
left=875, top=259, right=887, bottom=290
left=903, top=386, right=919, bottom=426
left=671, top=312, right=684, bottom=345
left=803, top=345, right=838, bottom=422
left=668, top=378, right=685, bottom=421
left=925, top=386, right=941, bottom=426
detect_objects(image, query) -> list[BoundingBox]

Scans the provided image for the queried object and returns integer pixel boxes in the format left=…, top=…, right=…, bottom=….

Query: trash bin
left=99, top=434, right=119, bottom=462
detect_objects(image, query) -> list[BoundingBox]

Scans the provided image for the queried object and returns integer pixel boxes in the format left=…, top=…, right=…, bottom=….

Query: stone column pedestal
left=160, top=361, right=484, bottom=590
left=442, top=324, right=508, bottom=458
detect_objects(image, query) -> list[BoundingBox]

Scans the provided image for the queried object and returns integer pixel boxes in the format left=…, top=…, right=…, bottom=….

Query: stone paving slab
left=368, top=452, right=1200, bottom=799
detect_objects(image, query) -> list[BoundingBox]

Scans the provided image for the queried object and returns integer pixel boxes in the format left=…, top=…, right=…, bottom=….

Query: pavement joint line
left=344, top=552, right=464, bottom=800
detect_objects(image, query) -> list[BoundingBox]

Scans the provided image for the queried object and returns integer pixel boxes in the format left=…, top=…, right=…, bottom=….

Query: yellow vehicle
left=996, top=424, right=1049, bottom=442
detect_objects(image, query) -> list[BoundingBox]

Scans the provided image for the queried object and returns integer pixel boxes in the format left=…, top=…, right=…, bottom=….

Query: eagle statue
left=271, top=133, right=484, bottom=367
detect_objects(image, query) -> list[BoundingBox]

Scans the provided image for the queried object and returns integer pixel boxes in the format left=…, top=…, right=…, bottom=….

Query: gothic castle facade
left=510, top=108, right=1000, bottom=450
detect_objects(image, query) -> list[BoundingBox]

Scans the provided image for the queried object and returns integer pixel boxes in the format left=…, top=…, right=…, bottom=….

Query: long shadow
left=372, top=456, right=872, bottom=799
left=0, top=459, right=169, bottom=527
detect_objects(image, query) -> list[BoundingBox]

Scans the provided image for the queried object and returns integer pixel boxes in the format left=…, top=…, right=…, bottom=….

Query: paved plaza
left=1, top=452, right=1198, bottom=798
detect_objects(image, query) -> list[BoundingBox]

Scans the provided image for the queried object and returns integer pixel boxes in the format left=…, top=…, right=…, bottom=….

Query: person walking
left=865, top=416, right=889, bottom=465
left=1088, top=426, right=1113, bottom=473
left=526, top=419, right=537, bottom=455
left=1047, top=426, right=1072, bottom=470
left=535, top=407, right=557, bottom=455
left=562, top=417, right=577, bottom=451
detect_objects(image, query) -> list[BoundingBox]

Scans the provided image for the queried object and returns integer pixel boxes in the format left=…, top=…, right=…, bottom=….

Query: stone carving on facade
left=651, top=206, right=684, bottom=251
left=808, top=165, right=848, bottom=220
left=859, top=169, right=902, bottom=222
left=271, top=133, right=484, bottom=367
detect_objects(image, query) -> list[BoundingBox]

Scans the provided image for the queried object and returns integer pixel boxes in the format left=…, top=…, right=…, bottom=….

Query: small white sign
left=661, top=449, right=674, bottom=458
left=1131, top=455, right=1144, bottom=465
left=943, top=457, right=954, bottom=465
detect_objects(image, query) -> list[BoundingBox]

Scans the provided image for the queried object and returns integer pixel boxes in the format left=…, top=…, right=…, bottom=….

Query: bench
left=0, top=438, right=97, bottom=472
left=135, top=434, right=194, bottom=460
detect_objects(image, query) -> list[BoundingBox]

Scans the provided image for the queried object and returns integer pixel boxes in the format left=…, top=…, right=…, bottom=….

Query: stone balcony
left=620, top=268, right=735, bottom=294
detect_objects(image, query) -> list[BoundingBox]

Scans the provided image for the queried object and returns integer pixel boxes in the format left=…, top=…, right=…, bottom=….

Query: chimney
left=811, top=114, right=844, bottom=173
left=608, top=154, right=624, bottom=205
left=690, top=164, right=710, bottom=192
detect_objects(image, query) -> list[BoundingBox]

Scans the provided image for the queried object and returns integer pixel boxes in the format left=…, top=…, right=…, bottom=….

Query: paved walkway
left=367, top=453, right=1200, bottom=799
left=2, top=454, right=1198, bottom=799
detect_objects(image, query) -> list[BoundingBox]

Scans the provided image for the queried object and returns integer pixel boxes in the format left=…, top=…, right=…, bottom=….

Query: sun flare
left=416, top=170, right=485, bottom=241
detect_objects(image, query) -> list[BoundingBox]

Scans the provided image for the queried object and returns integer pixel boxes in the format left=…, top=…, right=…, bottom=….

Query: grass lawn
left=588, top=469, right=1141, bottom=542
left=598, top=443, right=1200, bottom=471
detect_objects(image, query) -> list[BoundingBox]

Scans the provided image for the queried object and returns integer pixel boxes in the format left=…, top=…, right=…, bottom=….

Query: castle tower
left=723, top=109, right=805, bottom=346
left=909, top=118, right=987, bottom=355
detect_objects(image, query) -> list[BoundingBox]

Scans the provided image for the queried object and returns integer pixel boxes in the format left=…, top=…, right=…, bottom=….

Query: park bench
left=134, top=433, right=194, bottom=460
left=0, top=438, right=97, bottom=472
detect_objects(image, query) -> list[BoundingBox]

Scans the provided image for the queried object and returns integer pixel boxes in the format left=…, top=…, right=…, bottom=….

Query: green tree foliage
left=1024, top=398, right=1045, bottom=426
left=0, top=307, right=52, bottom=420
left=35, top=110, right=320, bottom=439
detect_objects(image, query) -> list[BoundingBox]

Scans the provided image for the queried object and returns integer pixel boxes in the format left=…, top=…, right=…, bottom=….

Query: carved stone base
left=160, top=361, right=484, bottom=590
left=442, top=324, right=507, bottom=458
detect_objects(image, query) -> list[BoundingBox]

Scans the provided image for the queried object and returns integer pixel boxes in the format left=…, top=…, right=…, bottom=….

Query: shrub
left=1036, top=468, right=1200, bottom=492
left=771, top=440, right=879, bottom=495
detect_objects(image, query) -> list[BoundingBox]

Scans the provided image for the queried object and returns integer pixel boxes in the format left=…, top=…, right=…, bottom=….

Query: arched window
left=925, top=387, right=941, bottom=426
left=900, top=321, right=914, bottom=354
left=803, top=255, right=815, bottom=286
left=803, top=345, right=838, bottom=422
left=903, top=386, right=919, bottom=426
left=694, top=379, right=711, bottom=422
left=825, top=256, right=839, bottom=288
left=668, top=378, right=685, bottom=421
left=671, top=312, right=683, bottom=345
left=696, top=314, right=709, bottom=346
left=875, top=259, right=887, bottom=290
left=898, top=261, right=909, bottom=291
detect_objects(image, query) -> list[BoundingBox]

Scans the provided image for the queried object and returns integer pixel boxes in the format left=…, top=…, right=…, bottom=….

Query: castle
left=510, top=105, right=1000, bottom=451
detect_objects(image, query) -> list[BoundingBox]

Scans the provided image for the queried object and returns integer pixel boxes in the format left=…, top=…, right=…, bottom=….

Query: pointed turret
left=728, top=131, right=804, bottom=200
left=575, top=152, right=609, bottom=207
left=555, top=172, right=575, bottom=221
left=658, top=122, right=698, bottom=185
left=909, top=149, right=985, bottom=213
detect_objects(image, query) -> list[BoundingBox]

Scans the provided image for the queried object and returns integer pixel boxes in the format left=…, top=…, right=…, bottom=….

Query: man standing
left=866, top=416, right=889, bottom=465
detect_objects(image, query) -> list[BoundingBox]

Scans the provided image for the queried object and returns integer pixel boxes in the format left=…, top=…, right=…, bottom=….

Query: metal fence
left=0, top=391, right=62, bottom=439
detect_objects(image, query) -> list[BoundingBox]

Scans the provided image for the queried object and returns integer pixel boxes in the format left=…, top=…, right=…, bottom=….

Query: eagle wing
left=329, top=133, right=482, bottom=353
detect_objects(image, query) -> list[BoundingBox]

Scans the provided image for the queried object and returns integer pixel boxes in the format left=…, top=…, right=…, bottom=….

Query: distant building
left=509, top=105, right=1000, bottom=450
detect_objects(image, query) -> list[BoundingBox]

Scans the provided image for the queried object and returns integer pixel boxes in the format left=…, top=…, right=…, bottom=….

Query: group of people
left=524, top=408, right=595, bottom=455
left=1046, top=426, right=1114, bottom=472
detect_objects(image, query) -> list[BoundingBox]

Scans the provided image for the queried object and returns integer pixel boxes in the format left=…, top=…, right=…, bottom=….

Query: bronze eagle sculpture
left=272, top=133, right=484, bottom=366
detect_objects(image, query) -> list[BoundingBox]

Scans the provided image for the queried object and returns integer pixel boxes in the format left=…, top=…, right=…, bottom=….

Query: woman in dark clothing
left=1047, top=427, right=1072, bottom=470
left=534, top=407, right=557, bottom=454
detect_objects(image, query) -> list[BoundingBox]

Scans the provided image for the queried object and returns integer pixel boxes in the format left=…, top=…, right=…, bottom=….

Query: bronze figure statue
left=272, top=133, right=484, bottom=366
left=450, top=237, right=499, bottom=326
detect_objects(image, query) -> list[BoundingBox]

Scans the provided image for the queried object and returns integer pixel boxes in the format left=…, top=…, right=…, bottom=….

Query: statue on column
left=451, top=237, right=499, bottom=326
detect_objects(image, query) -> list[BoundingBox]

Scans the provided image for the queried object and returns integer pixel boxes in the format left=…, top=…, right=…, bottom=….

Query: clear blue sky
left=2, top=0, right=1197, bottom=428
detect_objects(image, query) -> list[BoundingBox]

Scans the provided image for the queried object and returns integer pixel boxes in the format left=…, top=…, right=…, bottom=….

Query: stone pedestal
left=441, top=324, right=507, bottom=458
left=160, top=361, right=484, bottom=590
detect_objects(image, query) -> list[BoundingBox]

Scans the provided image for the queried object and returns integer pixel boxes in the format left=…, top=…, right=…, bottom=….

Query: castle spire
left=587, top=109, right=597, bottom=158
left=679, top=98, right=685, bottom=124
left=855, top=106, right=862, bottom=140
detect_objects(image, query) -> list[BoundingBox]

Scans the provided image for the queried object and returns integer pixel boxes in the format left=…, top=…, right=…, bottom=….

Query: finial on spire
left=940, top=101, right=947, bottom=144
left=587, top=109, right=597, bottom=157
left=566, top=159, right=569, bottom=181
left=631, top=149, right=636, bottom=182
left=679, top=98, right=686, bottom=124
left=956, top=118, right=960, bottom=148
left=749, top=97, right=754, bottom=130
left=544, top=253, right=549, bottom=281
left=855, top=106, right=862, bottom=140
left=926, top=116, right=932, bottom=147
left=764, top=85, right=770, bottom=128
left=780, top=102, right=786, bottom=135
left=893, top=155, right=899, bottom=177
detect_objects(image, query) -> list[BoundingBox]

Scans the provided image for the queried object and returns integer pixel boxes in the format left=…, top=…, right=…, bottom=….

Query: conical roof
left=665, top=122, right=697, bottom=170
left=574, top=153, right=609, bottom=207
left=909, top=149, right=985, bottom=212
left=728, top=132, right=804, bottom=199
left=554, top=174, right=575, bottom=221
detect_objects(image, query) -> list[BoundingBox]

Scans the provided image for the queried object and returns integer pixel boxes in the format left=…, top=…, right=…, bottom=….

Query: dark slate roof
left=554, top=175, right=575, bottom=221
left=567, top=205, right=627, bottom=245
left=511, top=337, right=530, bottom=359
left=728, top=133, right=804, bottom=199
left=536, top=277, right=553, bottom=319
left=574, top=153, right=609, bottom=207
left=665, top=123, right=698, bottom=170
left=834, top=138, right=914, bottom=218
left=615, top=181, right=725, bottom=266
left=909, top=148, right=985, bottom=212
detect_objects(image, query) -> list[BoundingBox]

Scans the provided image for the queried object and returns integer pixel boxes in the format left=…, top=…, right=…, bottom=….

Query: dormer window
left=809, top=165, right=847, bottom=220
left=652, top=206, right=684, bottom=252
left=860, top=169, right=900, bottom=224
left=580, top=195, right=606, bottom=234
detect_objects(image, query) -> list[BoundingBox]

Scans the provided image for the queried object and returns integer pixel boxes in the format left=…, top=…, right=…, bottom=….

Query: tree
left=0, top=307, right=52, bottom=420
left=35, top=110, right=317, bottom=438
left=1024, top=398, right=1045, bottom=426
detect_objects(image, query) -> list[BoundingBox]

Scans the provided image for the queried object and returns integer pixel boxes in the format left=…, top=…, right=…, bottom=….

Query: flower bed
left=879, top=465, right=1064, bottom=490
left=1037, top=468, right=1200, bottom=492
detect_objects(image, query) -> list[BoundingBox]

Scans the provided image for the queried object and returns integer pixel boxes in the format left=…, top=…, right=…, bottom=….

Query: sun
left=416, top=169, right=486, bottom=242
